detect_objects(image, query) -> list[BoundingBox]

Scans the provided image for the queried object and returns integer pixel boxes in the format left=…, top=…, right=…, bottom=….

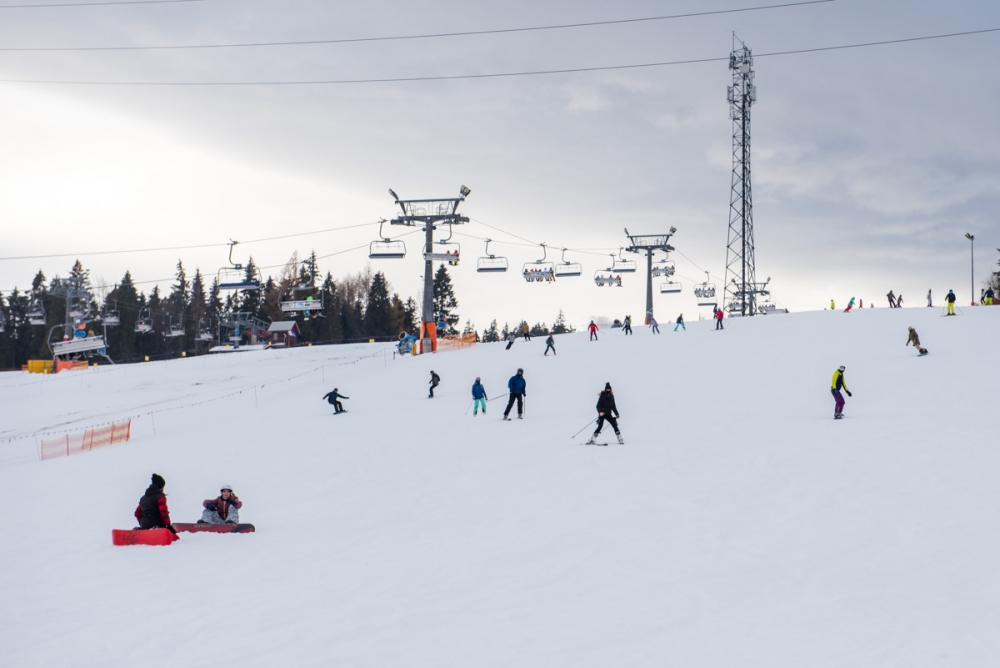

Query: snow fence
left=39, top=419, right=131, bottom=461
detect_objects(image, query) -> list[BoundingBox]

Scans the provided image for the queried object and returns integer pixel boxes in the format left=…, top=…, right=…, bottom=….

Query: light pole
left=965, top=233, right=975, bottom=305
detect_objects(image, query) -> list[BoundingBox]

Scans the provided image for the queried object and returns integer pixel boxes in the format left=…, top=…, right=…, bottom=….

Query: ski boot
left=502, top=415, right=511, bottom=421
left=585, top=435, right=597, bottom=445
left=616, top=433, right=624, bottom=445
left=834, top=413, right=843, bottom=420
left=517, top=414, right=523, bottom=420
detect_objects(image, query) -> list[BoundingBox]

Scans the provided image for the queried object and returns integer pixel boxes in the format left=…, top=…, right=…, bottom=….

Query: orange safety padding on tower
left=420, top=321, right=438, bottom=353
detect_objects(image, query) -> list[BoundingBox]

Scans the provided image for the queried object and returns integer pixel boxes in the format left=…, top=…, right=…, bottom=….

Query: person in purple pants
left=831, top=365, right=851, bottom=419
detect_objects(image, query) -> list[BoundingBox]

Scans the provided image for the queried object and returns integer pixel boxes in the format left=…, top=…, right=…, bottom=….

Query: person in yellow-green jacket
left=831, top=365, right=852, bottom=419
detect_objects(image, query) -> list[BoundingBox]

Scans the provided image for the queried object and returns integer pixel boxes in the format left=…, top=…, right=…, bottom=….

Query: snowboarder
left=505, top=332, right=516, bottom=350
left=674, top=313, right=685, bottom=331
left=544, top=333, right=556, bottom=356
left=428, top=370, right=441, bottom=398
left=831, top=365, right=851, bottom=419
left=521, top=321, right=531, bottom=341
left=649, top=316, right=660, bottom=334
left=134, top=473, right=176, bottom=533
left=986, top=287, right=995, bottom=305
left=906, top=327, right=927, bottom=356
left=945, top=289, right=957, bottom=316
left=844, top=297, right=855, bottom=313
left=198, top=484, right=242, bottom=525
left=830, top=299, right=835, bottom=310
left=471, top=377, right=488, bottom=416
left=588, top=321, right=599, bottom=341
left=322, top=388, right=349, bottom=413
left=622, top=315, right=633, bottom=335
left=887, top=291, right=897, bottom=308
left=502, top=368, right=526, bottom=420
left=715, top=308, right=724, bottom=330
left=927, top=289, right=933, bottom=308
left=587, top=383, right=623, bottom=445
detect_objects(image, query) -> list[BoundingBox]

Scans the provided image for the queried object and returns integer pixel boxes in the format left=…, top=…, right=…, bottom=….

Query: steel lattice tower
left=724, top=39, right=758, bottom=316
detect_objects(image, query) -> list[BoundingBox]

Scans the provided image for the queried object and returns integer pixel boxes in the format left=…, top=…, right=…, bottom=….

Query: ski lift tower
left=624, top=226, right=677, bottom=324
left=388, top=186, right=471, bottom=353
left=723, top=36, right=767, bottom=317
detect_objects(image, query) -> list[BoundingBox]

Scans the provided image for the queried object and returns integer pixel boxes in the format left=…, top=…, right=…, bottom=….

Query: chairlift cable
left=0, top=1, right=834, bottom=49
left=0, top=0, right=209, bottom=8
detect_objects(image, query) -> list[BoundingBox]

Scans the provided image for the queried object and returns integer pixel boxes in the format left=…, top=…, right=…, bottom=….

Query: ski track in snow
left=1, top=307, right=999, bottom=667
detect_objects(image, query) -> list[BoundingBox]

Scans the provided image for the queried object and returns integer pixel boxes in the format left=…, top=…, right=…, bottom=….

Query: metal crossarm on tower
left=624, top=227, right=677, bottom=324
left=724, top=37, right=761, bottom=317
left=386, top=186, right=471, bottom=353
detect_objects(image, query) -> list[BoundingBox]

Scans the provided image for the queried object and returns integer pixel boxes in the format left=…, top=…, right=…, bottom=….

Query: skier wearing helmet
left=831, top=365, right=852, bottom=420
left=503, top=368, right=526, bottom=420
left=198, top=485, right=243, bottom=525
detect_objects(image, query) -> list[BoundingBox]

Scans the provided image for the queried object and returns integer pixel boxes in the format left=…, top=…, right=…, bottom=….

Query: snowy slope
left=1, top=307, right=999, bottom=668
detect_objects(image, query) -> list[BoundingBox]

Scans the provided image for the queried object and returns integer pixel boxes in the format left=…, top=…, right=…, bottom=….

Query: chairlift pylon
left=522, top=243, right=555, bottom=283
left=476, top=239, right=509, bottom=273
left=555, top=248, right=582, bottom=277
left=369, top=219, right=407, bottom=259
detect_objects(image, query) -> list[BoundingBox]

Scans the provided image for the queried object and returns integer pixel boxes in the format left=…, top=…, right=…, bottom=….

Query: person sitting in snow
left=198, top=484, right=242, bottom=524
left=134, top=473, right=176, bottom=533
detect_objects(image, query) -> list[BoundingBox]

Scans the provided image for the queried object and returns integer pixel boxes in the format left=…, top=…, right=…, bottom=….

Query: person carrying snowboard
left=831, top=365, right=852, bottom=420
left=906, top=327, right=927, bottom=356
left=198, top=484, right=242, bottom=524
left=428, top=370, right=441, bottom=398
left=587, top=382, right=623, bottom=445
left=322, top=388, right=349, bottom=413
left=674, top=313, right=685, bottom=331
left=544, top=333, right=556, bottom=356
left=503, top=368, right=526, bottom=421
left=945, top=289, right=957, bottom=315
left=622, top=315, right=633, bottom=335
left=648, top=315, right=660, bottom=334
left=134, top=473, right=176, bottom=534
left=715, top=307, right=724, bottom=330
left=588, top=320, right=599, bottom=341
left=844, top=297, right=855, bottom=313
left=471, top=377, right=488, bottom=416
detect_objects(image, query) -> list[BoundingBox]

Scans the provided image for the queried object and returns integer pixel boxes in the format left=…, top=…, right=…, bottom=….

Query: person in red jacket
left=714, top=308, right=724, bottom=330
left=588, top=320, right=599, bottom=341
left=134, top=473, right=176, bottom=533
left=198, top=484, right=243, bottom=524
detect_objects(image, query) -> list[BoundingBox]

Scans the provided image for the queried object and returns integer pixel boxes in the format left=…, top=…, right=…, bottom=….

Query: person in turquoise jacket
left=471, top=377, right=488, bottom=416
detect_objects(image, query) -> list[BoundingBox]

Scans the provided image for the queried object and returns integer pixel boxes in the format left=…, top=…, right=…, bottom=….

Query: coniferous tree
left=462, top=320, right=476, bottom=335
left=432, top=265, right=459, bottom=335
left=483, top=319, right=499, bottom=342
left=106, top=272, right=140, bottom=360
left=501, top=322, right=510, bottom=339
left=364, top=272, right=394, bottom=336
left=189, top=270, right=207, bottom=339
left=402, top=297, right=418, bottom=335
left=317, top=272, right=343, bottom=342
left=552, top=310, right=570, bottom=334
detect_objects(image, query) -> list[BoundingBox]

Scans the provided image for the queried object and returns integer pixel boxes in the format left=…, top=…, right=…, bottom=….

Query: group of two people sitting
left=134, top=473, right=243, bottom=532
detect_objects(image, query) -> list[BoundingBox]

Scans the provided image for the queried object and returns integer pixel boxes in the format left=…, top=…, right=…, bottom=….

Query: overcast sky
left=1, top=0, right=998, bottom=329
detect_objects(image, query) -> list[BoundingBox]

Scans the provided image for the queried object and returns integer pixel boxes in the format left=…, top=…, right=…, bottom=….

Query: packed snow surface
left=2, top=307, right=998, bottom=667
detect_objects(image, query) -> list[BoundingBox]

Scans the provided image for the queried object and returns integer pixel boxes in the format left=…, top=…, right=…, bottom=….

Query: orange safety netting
left=39, top=419, right=132, bottom=461
left=436, top=334, right=477, bottom=351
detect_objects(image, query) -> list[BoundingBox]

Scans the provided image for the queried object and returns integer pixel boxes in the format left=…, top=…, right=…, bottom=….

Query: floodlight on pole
left=388, top=188, right=399, bottom=202
left=460, top=185, right=471, bottom=198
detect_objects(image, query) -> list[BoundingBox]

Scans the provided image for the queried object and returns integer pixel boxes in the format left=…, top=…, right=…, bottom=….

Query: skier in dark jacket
left=622, top=315, right=633, bottom=335
left=134, top=473, right=176, bottom=533
left=587, top=383, right=623, bottom=444
left=471, top=377, right=488, bottom=416
left=544, top=334, right=556, bottom=356
left=503, top=368, right=526, bottom=420
left=429, top=371, right=441, bottom=398
left=831, top=366, right=852, bottom=419
left=945, top=289, right=957, bottom=315
left=322, top=388, right=349, bottom=413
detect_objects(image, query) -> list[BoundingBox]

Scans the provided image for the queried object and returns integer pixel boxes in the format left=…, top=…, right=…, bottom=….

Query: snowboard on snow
left=112, top=527, right=178, bottom=546
left=173, top=523, right=256, bottom=534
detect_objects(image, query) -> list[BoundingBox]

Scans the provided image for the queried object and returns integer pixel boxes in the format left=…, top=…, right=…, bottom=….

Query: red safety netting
left=39, top=419, right=131, bottom=461
left=436, top=334, right=477, bottom=351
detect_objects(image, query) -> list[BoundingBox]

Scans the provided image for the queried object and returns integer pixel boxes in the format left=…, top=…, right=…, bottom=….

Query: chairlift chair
left=522, top=244, right=555, bottom=283
left=27, top=300, right=46, bottom=326
left=659, top=281, right=682, bottom=294
left=651, top=259, right=676, bottom=278
left=476, top=239, right=509, bottom=273
left=217, top=240, right=262, bottom=291
left=423, top=225, right=461, bottom=265
left=196, top=319, right=214, bottom=341
left=102, top=310, right=121, bottom=326
left=594, top=270, right=622, bottom=288
left=166, top=317, right=185, bottom=338
left=369, top=219, right=406, bottom=259
left=280, top=262, right=325, bottom=314
left=554, top=248, right=582, bottom=277
left=612, top=248, right=637, bottom=274
left=694, top=271, right=718, bottom=307
left=135, top=309, right=154, bottom=334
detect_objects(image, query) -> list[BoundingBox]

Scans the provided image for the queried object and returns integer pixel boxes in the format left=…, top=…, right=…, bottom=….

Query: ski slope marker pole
left=571, top=418, right=597, bottom=439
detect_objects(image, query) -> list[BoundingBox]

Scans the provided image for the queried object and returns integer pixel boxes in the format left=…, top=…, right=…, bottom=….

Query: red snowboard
left=173, top=523, right=255, bottom=534
left=112, top=528, right=179, bottom=546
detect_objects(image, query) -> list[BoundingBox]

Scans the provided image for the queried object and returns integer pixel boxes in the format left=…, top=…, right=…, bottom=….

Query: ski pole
left=571, top=417, right=597, bottom=439
left=464, top=401, right=473, bottom=415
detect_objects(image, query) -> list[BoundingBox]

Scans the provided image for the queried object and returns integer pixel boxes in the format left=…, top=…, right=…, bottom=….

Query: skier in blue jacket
left=503, top=368, right=526, bottom=420
left=471, top=377, right=488, bottom=416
